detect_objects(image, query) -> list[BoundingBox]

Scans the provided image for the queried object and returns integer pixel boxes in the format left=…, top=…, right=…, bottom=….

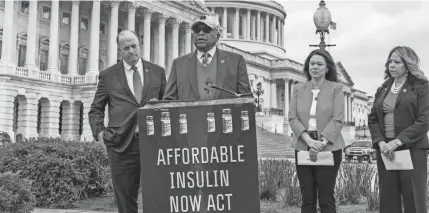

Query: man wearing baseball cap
left=163, top=15, right=252, bottom=100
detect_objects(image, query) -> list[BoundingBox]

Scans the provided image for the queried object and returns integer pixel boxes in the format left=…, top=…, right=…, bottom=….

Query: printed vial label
left=146, top=116, right=154, bottom=135
left=241, top=114, right=249, bottom=131
left=161, top=112, right=171, bottom=136
left=179, top=115, right=188, bottom=134
left=207, top=113, right=216, bottom=133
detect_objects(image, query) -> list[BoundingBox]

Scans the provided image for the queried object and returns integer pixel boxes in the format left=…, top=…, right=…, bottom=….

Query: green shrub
left=366, top=174, right=380, bottom=211
left=259, top=159, right=295, bottom=200
left=0, top=137, right=110, bottom=208
left=335, top=163, right=376, bottom=205
left=0, top=171, right=36, bottom=213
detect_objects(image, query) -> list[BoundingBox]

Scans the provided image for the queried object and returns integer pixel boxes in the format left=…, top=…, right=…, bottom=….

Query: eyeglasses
left=193, top=26, right=212, bottom=34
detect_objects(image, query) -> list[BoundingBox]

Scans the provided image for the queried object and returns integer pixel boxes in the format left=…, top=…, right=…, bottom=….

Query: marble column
left=270, top=15, right=275, bottom=44
left=157, top=14, right=167, bottom=68
left=108, top=1, right=119, bottom=67
left=184, top=24, right=192, bottom=54
left=284, top=79, right=290, bottom=116
left=68, top=1, right=80, bottom=74
left=127, top=3, right=136, bottom=31
left=0, top=85, right=15, bottom=141
left=143, top=9, right=153, bottom=62
left=20, top=94, right=39, bottom=139
left=25, top=0, right=38, bottom=68
left=81, top=101, right=93, bottom=142
left=47, top=0, right=60, bottom=72
left=270, top=80, right=277, bottom=109
left=234, top=8, right=239, bottom=39
left=257, top=11, right=261, bottom=41
left=222, top=7, right=228, bottom=38
left=265, top=13, right=269, bottom=42
left=276, top=17, right=280, bottom=45
left=40, top=99, right=61, bottom=138
left=87, top=0, right=101, bottom=74
left=172, top=19, right=180, bottom=61
left=246, top=9, right=251, bottom=40
left=0, top=0, right=14, bottom=65
left=252, top=14, right=256, bottom=40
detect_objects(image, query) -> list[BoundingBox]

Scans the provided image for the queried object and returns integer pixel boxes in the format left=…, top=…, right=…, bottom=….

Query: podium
left=138, top=98, right=260, bottom=213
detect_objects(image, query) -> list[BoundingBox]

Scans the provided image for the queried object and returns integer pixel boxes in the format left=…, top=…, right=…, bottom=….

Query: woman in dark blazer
left=368, top=46, right=429, bottom=213
left=289, top=49, right=345, bottom=213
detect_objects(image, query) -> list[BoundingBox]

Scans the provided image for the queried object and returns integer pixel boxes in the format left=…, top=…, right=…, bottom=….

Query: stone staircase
left=256, top=126, right=295, bottom=159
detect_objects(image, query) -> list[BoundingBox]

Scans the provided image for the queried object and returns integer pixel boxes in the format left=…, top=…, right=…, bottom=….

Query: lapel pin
left=403, top=89, right=407, bottom=92
left=221, top=60, right=225, bottom=64
left=144, top=69, right=148, bottom=72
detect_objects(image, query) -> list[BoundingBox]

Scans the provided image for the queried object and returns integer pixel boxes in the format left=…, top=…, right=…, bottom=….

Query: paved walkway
left=33, top=209, right=116, bottom=213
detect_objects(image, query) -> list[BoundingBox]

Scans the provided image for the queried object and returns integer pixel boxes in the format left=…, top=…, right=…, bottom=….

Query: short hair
left=303, top=49, right=338, bottom=82
left=116, top=30, right=140, bottom=46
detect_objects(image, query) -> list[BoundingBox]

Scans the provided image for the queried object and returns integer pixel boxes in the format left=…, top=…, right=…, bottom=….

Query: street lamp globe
left=313, top=0, right=332, bottom=33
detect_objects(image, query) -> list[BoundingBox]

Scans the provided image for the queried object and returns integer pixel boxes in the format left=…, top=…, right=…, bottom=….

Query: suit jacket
left=288, top=80, right=345, bottom=151
left=88, top=59, right=167, bottom=153
left=368, top=78, right=429, bottom=150
left=162, top=48, right=252, bottom=100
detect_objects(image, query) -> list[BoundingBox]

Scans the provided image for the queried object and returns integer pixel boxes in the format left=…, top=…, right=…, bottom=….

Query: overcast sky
left=279, top=0, right=429, bottom=96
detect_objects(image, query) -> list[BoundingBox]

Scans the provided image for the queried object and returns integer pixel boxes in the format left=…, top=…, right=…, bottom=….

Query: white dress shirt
left=308, top=89, right=320, bottom=131
left=123, top=58, right=144, bottom=97
left=196, top=45, right=217, bottom=64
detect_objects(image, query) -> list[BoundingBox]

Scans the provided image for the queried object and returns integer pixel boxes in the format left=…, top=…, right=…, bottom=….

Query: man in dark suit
left=163, top=15, right=251, bottom=100
left=88, top=30, right=166, bottom=213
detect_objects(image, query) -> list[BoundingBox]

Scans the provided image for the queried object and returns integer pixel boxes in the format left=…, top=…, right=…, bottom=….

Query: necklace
left=391, top=80, right=405, bottom=94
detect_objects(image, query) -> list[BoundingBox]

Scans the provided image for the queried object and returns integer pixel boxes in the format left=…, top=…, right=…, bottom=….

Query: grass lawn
left=74, top=195, right=378, bottom=213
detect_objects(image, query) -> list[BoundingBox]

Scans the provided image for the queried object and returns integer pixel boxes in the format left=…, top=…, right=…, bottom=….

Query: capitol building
left=0, top=0, right=369, bottom=142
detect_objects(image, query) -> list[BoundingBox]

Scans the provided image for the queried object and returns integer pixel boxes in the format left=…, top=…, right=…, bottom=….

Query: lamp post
left=363, top=124, right=367, bottom=138
left=309, top=0, right=336, bottom=50
left=254, top=82, right=264, bottom=112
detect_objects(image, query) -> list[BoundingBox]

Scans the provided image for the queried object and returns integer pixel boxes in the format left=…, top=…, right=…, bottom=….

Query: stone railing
left=15, top=67, right=29, bottom=77
left=271, top=59, right=304, bottom=72
left=12, top=67, right=94, bottom=85
left=218, top=43, right=304, bottom=72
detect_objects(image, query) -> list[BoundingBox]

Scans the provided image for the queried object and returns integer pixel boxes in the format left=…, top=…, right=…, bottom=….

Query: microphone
left=210, top=85, right=253, bottom=98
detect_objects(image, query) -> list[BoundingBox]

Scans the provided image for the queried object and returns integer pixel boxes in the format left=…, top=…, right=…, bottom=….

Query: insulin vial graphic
left=146, top=116, right=154, bottom=135
left=179, top=114, right=188, bottom=134
left=222, top=109, right=233, bottom=133
left=207, top=113, right=216, bottom=133
left=161, top=112, right=171, bottom=136
left=241, top=111, right=249, bottom=131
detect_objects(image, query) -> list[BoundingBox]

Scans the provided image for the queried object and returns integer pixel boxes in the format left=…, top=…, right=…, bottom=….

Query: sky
left=279, top=0, right=429, bottom=96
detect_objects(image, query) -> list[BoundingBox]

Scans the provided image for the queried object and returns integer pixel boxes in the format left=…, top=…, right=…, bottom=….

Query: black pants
left=377, top=148, right=428, bottom=213
left=295, top=149, right=342, bottom=213
left=106, top=136, right=141, bottom=213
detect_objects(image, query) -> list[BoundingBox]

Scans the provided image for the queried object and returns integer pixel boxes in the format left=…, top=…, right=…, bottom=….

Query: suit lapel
left=395, top=82, right=410, bottom=107
left=116, top=61, right=138, bottom=104
left=186, top=52, right=199, bottom=99
left=141, top=59, right=152, bottom=105
left=214, top=49, right=228, bottom=99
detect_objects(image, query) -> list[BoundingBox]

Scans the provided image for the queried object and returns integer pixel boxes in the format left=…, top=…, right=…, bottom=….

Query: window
left=60, top=54, right=68, bottom=74
left=78, top=58, right=87, bottom=75
left=80, top=17, right=88, bottom=30
left=118, top=27, right=123, bottom=34
left=20, top=1, right=29, bottom=15
left=41, top=5, right=51, bottom=20
left=18, top=45, right=26, bottom=67
left=0, top=0, right=5, bottom=8
left=100, top=23, right=106, bottom=35
left=0, top=41, right=2, bottom=58
left=39, top=50, right=48, bottom=71
left=62, top=12, right=70, bottom=25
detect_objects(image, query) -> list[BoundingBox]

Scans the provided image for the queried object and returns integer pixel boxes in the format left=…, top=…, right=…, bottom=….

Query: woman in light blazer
left=289, top=49, right=345, bottom=213
left=368, top=46, right=429, bottom=213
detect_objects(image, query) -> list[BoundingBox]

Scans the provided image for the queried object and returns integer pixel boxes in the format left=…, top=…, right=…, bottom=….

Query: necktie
left=202, top=53, right=210, bottom=66
left=131, top=65, right=143, bottom=103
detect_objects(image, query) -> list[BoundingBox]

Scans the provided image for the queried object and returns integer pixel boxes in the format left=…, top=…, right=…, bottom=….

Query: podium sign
left=138, top=98, right=260, bottom=213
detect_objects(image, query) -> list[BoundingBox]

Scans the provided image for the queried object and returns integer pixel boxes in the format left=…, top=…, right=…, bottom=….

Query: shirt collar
left=123, top=58, right=143, bottom=72
left=196, top=45, right=217, bottom=59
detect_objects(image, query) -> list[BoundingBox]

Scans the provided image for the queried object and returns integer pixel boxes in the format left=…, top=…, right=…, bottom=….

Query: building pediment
left=336, top=61, right=354, bottom=86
